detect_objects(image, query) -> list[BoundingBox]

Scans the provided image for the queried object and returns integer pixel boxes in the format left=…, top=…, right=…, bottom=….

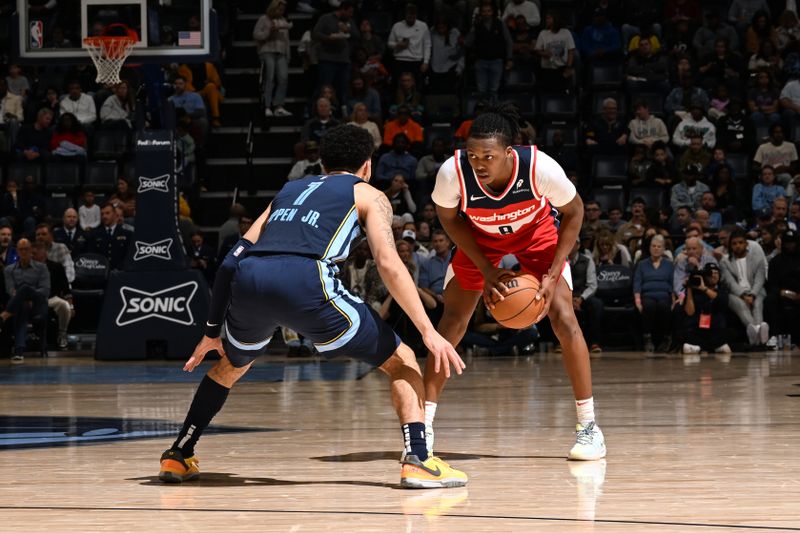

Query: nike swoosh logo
left=577, top=401, right=590, bottom=406
left=470, top=195, right=486, bottom=201
left=420, top=464, right=442, bottom=476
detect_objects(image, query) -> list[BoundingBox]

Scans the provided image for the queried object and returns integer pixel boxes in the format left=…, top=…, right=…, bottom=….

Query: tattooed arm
left=354, top=183, right=433, bottom=332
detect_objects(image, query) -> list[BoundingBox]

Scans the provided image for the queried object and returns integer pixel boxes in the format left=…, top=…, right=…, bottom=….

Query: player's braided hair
left=468, top=102, right=521, bottom=147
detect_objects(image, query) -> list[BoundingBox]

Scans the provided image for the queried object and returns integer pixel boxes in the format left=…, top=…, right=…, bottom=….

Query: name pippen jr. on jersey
left=268, top=207, right=322, bottom=228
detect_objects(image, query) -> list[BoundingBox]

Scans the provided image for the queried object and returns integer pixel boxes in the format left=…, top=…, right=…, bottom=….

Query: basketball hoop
left=83, top=36, right=135, bottom=85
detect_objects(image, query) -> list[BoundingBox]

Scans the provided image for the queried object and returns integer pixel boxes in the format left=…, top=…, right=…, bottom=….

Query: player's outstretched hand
left=533, top=274, right=557, bottom=323
left=481, top=266, right=517, bottom=309
left=184, top=335, right=227, bottom=372
left=423, top=330, right=465, bottom=378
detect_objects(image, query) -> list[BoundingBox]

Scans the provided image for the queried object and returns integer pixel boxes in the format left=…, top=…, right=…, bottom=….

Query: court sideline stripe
left=0, top=505, right=797, bottom=531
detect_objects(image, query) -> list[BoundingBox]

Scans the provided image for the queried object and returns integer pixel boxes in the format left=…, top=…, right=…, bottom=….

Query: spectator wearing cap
left=721, top=227, right=769, bottom=345
left=583, top=97, right=628, bottom=155
left=287, top=141, right=322, bottom=181
left=387, top=4, right=431, bottom=88
left=752, top=165, right=787, bottom=212
left=376, top=134, right=418, bottom=185
left=616, top=197, right=649, bottom=247
left=382, top=105, right=424, bottom=148
left=670, top=165, right=710, bottom=211
left=678, top=134, right=711, bottom=172
left=765, top=228, right=800, bottom=343
left=628, top=100, right=669, bottom=149
left=753, top=124, right=798, bottom=190
left=579, top=8, right=622, bottom=62
left=625, top=37, right=670, bottom=95
left=384, top=173, right=416, bottom=217
left=672, top=102, right=716, bottom=149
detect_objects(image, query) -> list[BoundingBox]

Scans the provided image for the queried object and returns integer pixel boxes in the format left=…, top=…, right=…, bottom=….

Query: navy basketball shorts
left=222, top=255, right=401, bottom=368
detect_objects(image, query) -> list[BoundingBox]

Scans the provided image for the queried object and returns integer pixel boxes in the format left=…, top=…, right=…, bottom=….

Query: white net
left=83, top=37, right=135, bottom=85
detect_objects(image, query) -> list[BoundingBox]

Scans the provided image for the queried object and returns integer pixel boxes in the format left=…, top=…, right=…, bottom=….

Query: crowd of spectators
left=0, top=0, right=799, bottom=358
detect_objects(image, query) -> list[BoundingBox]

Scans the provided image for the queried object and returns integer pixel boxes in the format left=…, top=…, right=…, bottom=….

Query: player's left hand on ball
left=423, top=330, right=465, bottom=378
left=481, top=266, right=517, bottom=309
left=533, top=274, right=557, bottom=323
left=184, top=335, right=226, bottom=372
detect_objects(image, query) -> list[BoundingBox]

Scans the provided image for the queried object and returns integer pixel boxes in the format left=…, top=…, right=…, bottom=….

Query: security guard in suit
left=88, top=203, right=132, bottom=270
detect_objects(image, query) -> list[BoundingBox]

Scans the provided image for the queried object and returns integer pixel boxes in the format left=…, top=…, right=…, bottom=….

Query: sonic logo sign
left=133, top=238, right=173, bottom=261
left=116, top=282, right=198, bottom=326
left=137, top=174, right=170, bottom=193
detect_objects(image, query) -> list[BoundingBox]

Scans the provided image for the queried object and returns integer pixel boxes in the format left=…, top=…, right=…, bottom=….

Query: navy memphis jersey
left=250, top=174, right=364, bottom=265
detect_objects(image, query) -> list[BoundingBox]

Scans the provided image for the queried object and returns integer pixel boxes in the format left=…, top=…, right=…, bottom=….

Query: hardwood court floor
left=0, top=351, right=798, bottom=532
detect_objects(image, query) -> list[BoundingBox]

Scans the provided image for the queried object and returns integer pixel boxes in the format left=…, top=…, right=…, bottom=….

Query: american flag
left=178, top=31, right=201, bottom=46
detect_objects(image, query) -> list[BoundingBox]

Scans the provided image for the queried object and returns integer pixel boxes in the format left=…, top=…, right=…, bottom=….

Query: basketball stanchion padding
left=491, top=274, right=546, bottom=329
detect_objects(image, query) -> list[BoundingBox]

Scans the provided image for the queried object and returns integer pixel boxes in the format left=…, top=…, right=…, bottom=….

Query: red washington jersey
left=431, top=145, right=577, bottom=254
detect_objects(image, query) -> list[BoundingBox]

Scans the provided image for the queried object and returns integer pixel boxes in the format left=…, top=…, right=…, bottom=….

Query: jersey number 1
left=293, top=181, right=324, bottom=206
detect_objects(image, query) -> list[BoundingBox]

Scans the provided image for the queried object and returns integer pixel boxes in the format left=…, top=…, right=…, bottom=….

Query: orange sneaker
left=158, top=449, right=200, bottom=483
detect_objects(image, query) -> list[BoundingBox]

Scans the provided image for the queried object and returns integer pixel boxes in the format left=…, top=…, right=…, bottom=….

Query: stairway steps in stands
left=207, top=126, right=302, bottom=158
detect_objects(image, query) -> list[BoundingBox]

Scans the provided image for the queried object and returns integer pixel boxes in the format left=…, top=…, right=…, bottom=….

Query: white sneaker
left=766, top=336, right=779, bottom=350
left=746, top=323, right=759, bottom=345
left=273, top=106, right=292, bottom=117
left=715, top=343, right=732, bottom=354
left=759, top=322, right=770, bottom=345
left=264, top=108, right=274, bottom=117
left=682, top=343, right=701, bottom=354
left=568, top=421, right=606, bottom=461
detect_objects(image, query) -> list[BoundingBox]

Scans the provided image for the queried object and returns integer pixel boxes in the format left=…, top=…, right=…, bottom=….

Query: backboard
left=14, top=0, right=217, bottom=63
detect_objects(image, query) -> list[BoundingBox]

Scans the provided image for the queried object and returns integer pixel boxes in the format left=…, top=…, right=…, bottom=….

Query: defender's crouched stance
left=158, top=125, right=467, bottom=488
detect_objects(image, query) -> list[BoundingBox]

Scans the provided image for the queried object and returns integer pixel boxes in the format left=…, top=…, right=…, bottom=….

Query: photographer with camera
left=681, top=263, right=731, bottom=354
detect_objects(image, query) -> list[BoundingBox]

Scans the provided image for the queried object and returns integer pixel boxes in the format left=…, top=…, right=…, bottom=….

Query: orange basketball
left=490, top=274, right=545, bottom=328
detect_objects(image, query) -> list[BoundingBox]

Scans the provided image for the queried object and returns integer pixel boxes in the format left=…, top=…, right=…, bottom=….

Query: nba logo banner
left=30, top=20, right=43, bottom=49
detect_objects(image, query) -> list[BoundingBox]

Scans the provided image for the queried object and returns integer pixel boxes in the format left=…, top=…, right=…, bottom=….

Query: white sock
left=424, top=401, right=437, bottom=429
left=576, top=397, right=595, bottom=427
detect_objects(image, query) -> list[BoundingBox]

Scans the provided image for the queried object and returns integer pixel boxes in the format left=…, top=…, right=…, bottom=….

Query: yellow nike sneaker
left=400, top=455, right=468, bottom=489
left=159, top=449, right=200, bottom=483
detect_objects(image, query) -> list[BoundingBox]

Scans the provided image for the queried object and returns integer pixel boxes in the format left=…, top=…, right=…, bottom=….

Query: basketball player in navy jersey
left=158, top=125, right=467, bottom=488
left=423, top=104, right=607, bottom=461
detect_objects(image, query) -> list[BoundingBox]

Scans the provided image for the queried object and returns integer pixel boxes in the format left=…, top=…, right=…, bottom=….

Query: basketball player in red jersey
left=424, top=104, right=606, bottom=460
